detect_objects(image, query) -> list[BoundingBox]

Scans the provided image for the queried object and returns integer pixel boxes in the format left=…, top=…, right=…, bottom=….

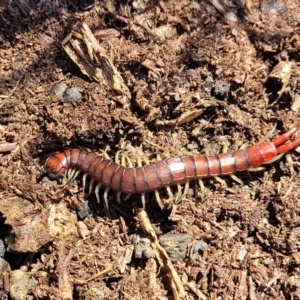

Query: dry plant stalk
left=57, top=243, right=73, bottom=300
left=62, top=22, right=130, bottom=108
left=135, top=209, right=186, bottom=300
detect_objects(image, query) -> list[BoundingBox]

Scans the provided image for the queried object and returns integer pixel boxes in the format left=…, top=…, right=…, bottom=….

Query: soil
left=1, top=0, right=300, bottom=299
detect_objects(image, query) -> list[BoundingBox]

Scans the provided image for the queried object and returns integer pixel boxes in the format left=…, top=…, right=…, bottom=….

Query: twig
left=57, top=243, right=73, bottom=300
left=135, top=209, right=185, bottom=300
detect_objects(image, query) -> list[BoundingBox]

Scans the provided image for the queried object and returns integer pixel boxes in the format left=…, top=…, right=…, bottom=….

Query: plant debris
left=0, top=0, right=300, bottom=299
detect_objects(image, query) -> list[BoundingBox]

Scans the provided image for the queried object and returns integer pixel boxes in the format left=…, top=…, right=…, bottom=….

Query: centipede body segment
left=44, top=122, right=300, bottom=208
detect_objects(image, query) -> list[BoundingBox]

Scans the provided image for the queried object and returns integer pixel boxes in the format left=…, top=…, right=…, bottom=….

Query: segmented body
left=44, top=122, right=300, bottom=204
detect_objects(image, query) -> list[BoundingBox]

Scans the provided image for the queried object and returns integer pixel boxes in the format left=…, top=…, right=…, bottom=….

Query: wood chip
left=0, top=143, right=17, bottom=153
left=62, top=22, right=130, bottom=108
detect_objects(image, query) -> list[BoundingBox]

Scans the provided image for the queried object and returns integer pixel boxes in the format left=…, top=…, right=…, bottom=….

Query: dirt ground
left=1, top=0, right=300, bottom=299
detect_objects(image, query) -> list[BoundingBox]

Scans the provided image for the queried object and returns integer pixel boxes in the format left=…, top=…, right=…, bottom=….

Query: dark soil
left=1, top=0, right=300, bottom=299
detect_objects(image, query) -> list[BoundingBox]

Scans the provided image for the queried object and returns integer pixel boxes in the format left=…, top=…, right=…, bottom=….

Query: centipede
left=44, top=122, right=300, bottom=209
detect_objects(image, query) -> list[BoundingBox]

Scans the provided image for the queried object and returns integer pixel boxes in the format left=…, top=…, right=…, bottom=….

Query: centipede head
left=44, top=155, right=67, bottom=179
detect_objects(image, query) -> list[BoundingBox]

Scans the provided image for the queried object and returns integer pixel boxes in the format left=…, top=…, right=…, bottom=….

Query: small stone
left=49, top=82, right=67, bottom=100
left=10, top=270, right=29, bottom=300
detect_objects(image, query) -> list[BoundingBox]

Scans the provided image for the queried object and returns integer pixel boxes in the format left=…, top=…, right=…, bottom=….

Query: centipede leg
left=198, top=179, right=205, bottom=200
left=141, top=193, right=146, bottom=209
left=71, top=170, right=81, bottom=181
left=175, top=184, right=182, bottom=203
left=88, top=178, right=95, bottom=196
left=155, top=153, right=169, bottom=206
left=115, top=151, right=133, bottom=204
left=221, top=137, right=246, bottom=186
left=247, top=166, right=265, bottom=171
left=166, top=186, right=174, bottom=201
left=95, top=183, right=102, bottom=203
left=229, top=174, right=243, bottom=185
left=214, top=176, right=228, bottom=189
left=99, top=149, right=110, bottom=159
left=117, top=192, right=121, bottom=204
left=69, top=169, right=78, bottom=181
left=66, top=168, right=74, bottom=181
left=121, top=152, right=134, bottom=167
left=66, top=168, right=71, bottom=179
left=176, top=181, right=189, bottom=203
left=124, top=194, right=131, bottom=201
left=82, top=173, right=88, bottom=192
left=103, top=187, right=110, bottom=210
left=258, top=123, right=277, bottom=143
left=221, top=138, right=229, bottom=153
left=154, top=190, right=164, bottom=209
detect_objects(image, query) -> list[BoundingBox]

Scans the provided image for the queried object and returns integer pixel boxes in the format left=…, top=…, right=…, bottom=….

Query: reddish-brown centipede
left=45, top=122, right=300, bottom=208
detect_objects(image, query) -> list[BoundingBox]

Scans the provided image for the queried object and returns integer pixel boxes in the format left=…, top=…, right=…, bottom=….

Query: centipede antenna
left=88, top=178, right=95, bottom=195
left=19, top=143, right=47, bottom=175
left=95, top=183, right=102, bottom=203
left=154, top=190, right=164, bottom=209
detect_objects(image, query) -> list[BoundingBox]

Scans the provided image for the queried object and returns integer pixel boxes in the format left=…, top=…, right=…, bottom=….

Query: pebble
left=63, top=87, right=83, bottom=103
left=10, top=270, right=29, bottom=300
left=49, top=82, right=67, bottom=100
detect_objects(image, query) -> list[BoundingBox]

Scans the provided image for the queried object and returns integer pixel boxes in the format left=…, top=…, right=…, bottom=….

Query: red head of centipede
left=44, top=152, right=70, bottom=179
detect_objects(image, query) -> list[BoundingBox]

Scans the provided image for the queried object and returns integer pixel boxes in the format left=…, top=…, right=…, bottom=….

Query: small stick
left=0, top=143, right=17, bottom=153
left=135, top=209, right=185, bottom=300
left=57, top=243, right=73, bottom=300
